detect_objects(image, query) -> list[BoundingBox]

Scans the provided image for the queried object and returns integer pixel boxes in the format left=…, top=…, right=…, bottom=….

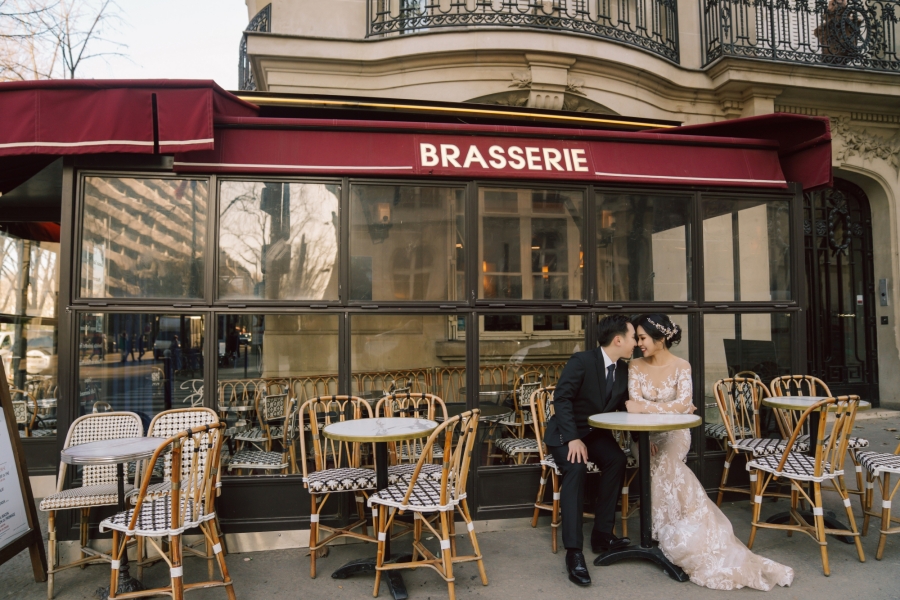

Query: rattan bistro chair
left=376, top=392, right=448, bottom=465
left=771, top=375, right=870, bottom=503
left=227, top=396, right=296, bottom=475
left=100, top=423, right=235, bottom=600
left=298, top=396, right=377, bottom=578
left=233, top=391, right=290, bottom=452
left=711, top=378, right=786, bottom=506
left=39, top=412, right=143, bottom=600
left=858, top=439, right=900, bottom=560
left=747, top=396, right=865, bottom=576
left=369, top=410, right=487, bottom=600
left=11, top=387, right=38, bottom=437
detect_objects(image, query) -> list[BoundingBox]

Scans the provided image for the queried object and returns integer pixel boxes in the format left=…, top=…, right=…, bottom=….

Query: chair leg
left=171, top=533, right=184, bottom=600
left=460, top=500, right=488, bottom=586
left=47, top=511, right=55, bottom=600
left=440, top=511, right=456, bottom=600
left=355, top=493, right=368, bottom=538
left=863, top=473, right=874, bottom=536
left=206, top=521, right=237, bottom=600
left=532, top=466, right=547, bottom=528
left=551, top=472, right=560, bottom=554
left=877, top=473, right=891, bottom=560
left=309, top=494, right=319, bottom=579
left=717, top=449, right=735, bottom=506
left=79, top=508, right=89, bottom=567
left=137, top=536, right=145, bottom=581
left=838, top=485, right=865, bottom=563
left=747, top=471, right=762, bottom=549
left=109, top=531, right=121, bottom=599
left=813, top=482, right=830, bottom=576
left=788, top=485, right=799, bottom=537
left=373, top=507, right=385, bottom=598
left=448, top=511, right=458, bottom=556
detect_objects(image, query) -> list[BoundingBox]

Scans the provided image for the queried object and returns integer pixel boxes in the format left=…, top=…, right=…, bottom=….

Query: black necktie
left=605, top=363, right=616, bottom=404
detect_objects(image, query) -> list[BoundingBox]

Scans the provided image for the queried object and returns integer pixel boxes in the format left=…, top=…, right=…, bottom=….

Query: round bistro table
left=588, top=412, right=701, bottom=582
left=61, top=436, right=166, bottom=596
left=761, top=396, right=870, bottom=541
left=324, top=417, right=438, bottom=600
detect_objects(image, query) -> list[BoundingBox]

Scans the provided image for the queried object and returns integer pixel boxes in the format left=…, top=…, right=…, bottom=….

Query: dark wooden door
left=804, top=178, right=879, bottom=401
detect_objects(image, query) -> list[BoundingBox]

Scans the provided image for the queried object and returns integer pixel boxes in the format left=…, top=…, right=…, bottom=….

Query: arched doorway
left=804, top=178, right=879, bottom=400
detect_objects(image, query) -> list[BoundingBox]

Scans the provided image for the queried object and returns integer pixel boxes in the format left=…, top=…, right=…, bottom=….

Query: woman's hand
left=625, top=400, right=643, bottom=413
left=650, top=442, right=659, bottom=456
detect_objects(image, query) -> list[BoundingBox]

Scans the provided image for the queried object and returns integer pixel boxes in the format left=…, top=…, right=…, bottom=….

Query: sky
left=77, top=1, right=250, bottom=90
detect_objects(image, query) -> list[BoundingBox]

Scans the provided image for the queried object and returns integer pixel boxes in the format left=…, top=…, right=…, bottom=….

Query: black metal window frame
left=56, top=166, right=806, bottom=530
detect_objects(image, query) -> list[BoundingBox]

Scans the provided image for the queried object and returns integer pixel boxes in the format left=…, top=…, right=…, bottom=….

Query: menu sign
left=0, top=405, right=29, bottom=548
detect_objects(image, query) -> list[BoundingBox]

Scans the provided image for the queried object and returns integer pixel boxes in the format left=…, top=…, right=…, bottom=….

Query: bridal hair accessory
left=646, top=317, right=678, bottom=341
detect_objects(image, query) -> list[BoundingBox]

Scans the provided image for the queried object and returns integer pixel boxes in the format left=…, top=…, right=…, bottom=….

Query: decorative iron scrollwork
left=239, top=4, right=272, bottom=92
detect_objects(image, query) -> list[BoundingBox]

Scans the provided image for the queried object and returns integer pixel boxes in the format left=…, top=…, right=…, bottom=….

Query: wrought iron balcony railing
left=367, top=0, right=679, bottom=64
left=239, top=3, right=272, bottom=91
left=702, top=0, right=900, bottom=72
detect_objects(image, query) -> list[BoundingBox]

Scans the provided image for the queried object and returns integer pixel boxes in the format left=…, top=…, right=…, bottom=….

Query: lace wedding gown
left=627, top=357, right=794, bottom=591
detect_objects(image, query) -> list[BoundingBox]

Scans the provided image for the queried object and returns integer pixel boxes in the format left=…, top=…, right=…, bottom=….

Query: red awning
left=0, top=80, right=257, bottom=157
left=658, top=114, right=833, bottom=191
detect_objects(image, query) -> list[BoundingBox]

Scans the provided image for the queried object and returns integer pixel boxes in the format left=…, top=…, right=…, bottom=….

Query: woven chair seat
left=36, top=418, right=57, bottom=429
left=704, top=423, right=752, bottom=440
left=388, top=463, right=444, bottom=484
left=777, top=434, right=869, bottom=453
left=540, top=456, right=601, bottom=476
left=728, top=438, right=784, bottom=457
left=748, top=452, right=842, bottom=483
left=29, top=428, right=57, bottom=438
left=369, top=478, right=464, bottom=512
left=496, top=413, right=533, bottom=427
left=398, top=441, right=444, bottom=461
left=100, top=497, right=213, bottom=537
left=856, top=451, right=900, bottom=476
left=234, top=426, right=283, bottom=443
left=495, top=437, right=539, bottom=455
left=304, top=467, right=377, bottom=494
left=39, top=483, right=134, bottom=511
left=227, top=449, right=289, bottom=471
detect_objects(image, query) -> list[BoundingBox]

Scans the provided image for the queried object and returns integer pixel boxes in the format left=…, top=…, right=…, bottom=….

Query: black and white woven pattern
left=704, top=423, right=753, bottom=441
left=12, top=401, right=29, bottom=424
left=398, top=441, right=444, bottom=461
left=748, top=452, right=842, bottom=482
left=856, top=451, right=900, bottom=476
left=70, top=414, right=143, bottom=487
left=496, top=437, right=539, bottom=455
left=99, top=497, right=213, bottom=537
left=729, top=438, right=784, bottom=458
left=540, top=456, right=601, bottom=476
left=40, top=483, right=134, bottom=511
left=227, top=450, right=288, bottom=472
left=777, top=434, right=869, bottom=453
left=369, top=478, right=463, bottom=512
left=496, top=413, right=534, bottom=427
left=388, top=463, right=444, bottom=484
left=304, top=467, right=377, bottom=494
left=29, top=428, right=56, bottom=438
left=148, top=409, right=219, bottom=483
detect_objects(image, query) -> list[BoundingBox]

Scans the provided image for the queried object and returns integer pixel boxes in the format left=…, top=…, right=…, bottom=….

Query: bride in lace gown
left=625, top=314, right=794, bottom=591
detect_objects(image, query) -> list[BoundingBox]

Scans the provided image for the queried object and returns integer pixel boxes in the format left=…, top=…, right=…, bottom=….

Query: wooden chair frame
left=861, top=440, right=900, bottom=560
left=376, top=392, right=448, bottom=465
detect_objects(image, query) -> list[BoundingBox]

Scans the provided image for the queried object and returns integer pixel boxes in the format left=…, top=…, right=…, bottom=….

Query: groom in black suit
left=544, top=314, right=636, bottom=586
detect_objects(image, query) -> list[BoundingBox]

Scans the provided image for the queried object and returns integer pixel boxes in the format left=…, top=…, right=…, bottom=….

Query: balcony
left=702, top=0, right=900, bottom=72
left=239, top=3, right=272, bottom=91
left=366, top=0, right=680, bottom=64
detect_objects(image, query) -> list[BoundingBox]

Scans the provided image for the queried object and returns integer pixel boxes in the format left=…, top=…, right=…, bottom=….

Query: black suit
left=544, top=347, right=628, bottom=551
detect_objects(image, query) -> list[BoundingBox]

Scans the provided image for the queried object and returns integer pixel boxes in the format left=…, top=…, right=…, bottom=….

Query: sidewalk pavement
left=4, top=411, right=900, bottom=600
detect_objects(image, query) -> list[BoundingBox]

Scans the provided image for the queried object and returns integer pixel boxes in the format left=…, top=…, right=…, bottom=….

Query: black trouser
left=549, top=428, right=627, bottom=551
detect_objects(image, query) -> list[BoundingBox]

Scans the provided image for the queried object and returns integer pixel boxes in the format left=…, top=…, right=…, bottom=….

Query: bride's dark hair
left=633, top=314, right=682, bottom=349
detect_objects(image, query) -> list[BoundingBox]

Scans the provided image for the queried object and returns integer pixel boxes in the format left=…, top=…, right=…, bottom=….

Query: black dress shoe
left=591, top=532, right=631, bottom=554
left=565, top=551, right=591, bottom=586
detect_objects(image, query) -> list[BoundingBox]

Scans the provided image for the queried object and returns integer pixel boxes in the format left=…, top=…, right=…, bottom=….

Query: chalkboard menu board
left=0, top=362, right=47, bottom=581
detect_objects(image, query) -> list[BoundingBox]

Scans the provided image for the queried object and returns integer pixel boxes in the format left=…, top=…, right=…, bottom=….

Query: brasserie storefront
left=0, top=80, right=837, bottom=548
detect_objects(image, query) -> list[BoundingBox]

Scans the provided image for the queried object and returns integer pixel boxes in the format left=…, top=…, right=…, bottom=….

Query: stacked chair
left=39, top=412, right=144, bottom=599
left=859, top=439, right=900, bottom=559
left=493, top=372, right=544, bottom=464
left=227, top=392, right=296, bottom=475
left=747, top=396, right=865, bottom=575
left=376, top=392, right=447, bottom=483
left=368, top=410, right=487, bottom=600
left=100, top=422, right=235, bottom=600
left=11, top=387, right=38, bottom=437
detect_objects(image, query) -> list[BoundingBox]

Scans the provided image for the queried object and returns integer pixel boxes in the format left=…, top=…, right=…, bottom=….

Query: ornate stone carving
left=832, top=114, right=900, bottom=174
left=566, top=77, right=586, bottom=96
left=509, top=72, right=532, bottom=89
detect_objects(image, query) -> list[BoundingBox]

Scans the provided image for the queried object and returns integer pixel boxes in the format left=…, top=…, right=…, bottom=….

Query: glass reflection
left=80, top=177, right=208, bottom=299
left=595, top=194, right=692, bottom=301
left=218, top=181, right=340, bottom=300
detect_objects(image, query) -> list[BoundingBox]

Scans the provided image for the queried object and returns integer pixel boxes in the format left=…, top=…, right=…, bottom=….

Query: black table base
left=332, top=554, right=411, bottom=600
left=594, top=544, right=689, bottom=582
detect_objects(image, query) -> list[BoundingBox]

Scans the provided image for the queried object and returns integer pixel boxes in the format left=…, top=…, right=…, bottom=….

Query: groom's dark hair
left=596, top=314, right=631, bottom=347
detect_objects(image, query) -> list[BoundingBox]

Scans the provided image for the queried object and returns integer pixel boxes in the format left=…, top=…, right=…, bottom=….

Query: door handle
left=834, top=313, right=857, bottom=318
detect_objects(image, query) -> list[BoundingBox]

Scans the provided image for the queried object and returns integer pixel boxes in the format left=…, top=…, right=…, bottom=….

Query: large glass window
left=351, top=314, right=465, bottom=404
left=76, top=312, right=205, bottom=433
left=595, top=193, right=692, bottom=302
left=216, top=313, right=338, bottom=478
left=1, top=227, right=59, bottom=439
left=703, top=199, right=791, bottom=302
left=350, top=185, right=464, bottom=302
left=218, top=181, right=340, bottom=301
left=478, top=188, right=583, bottom=304
left=703, top=312, right=793, bottom=444
left=80, top=177, right=208, bottom=299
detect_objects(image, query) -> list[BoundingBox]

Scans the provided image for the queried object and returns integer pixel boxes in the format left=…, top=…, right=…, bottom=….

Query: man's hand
left=567, top=439, right=589, bottom=464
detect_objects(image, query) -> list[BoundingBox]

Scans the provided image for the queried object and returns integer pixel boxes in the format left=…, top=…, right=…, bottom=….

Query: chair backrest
left=769, top=375, right=832, bottom=439
left=180, top=379, right=204, bottom=407
left=60, top=411, right=144, bottom=493
left=147, top=408, right=220, bottom=483
left=129, top=422, right=225, bottom=532
left=297, top=396, right=372, bottom=481
left=528, top=386, right=555, bottom=463
left=92, top=401, right=113, bottom=413
left=376, top=393, right=448, bottom=464
left=9, top=388, right=36, bottom=434
left=399, top=410, right=481, bottom=507
left=514, top=372, right=544, bottom=409
left=776, top=396, right=860, bottom=478
left=712, top=377, right=770, bottom=444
